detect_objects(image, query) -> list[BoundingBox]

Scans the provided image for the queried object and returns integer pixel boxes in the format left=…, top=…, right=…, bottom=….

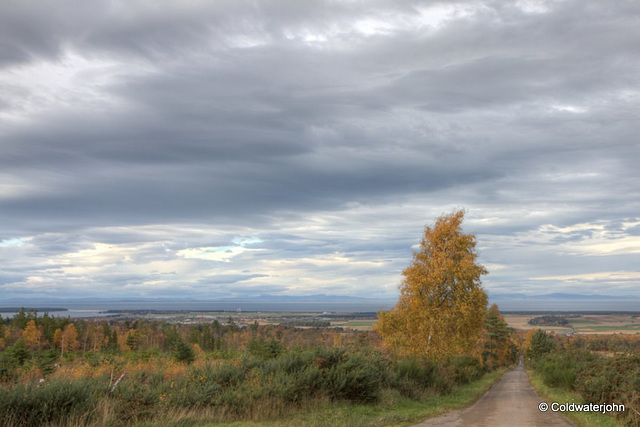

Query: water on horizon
left=0, top=300, right=395, bottom=318
left=1, top=298, right=639, bottom=319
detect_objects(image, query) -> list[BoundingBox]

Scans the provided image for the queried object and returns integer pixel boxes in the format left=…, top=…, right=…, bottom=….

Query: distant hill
left=488, top=292, right=640, bottom=311
left=220, top=294, right=371, bottom=302
left=490, top=292, right=631, bottom=300
left=1, top=294, right=391, bottom=305
left=0, top=307, right=68, bottom=313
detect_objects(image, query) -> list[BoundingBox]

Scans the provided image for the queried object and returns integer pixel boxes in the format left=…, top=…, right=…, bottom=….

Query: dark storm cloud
left=1, top=0, right=639, bottom=300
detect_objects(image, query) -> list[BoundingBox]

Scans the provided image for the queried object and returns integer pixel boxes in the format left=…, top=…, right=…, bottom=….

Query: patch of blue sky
left=177, top=245, right=247, bottom=262
left=232, top=236, right=263, bottom=246
left=0, top=237, right=29, bottom=247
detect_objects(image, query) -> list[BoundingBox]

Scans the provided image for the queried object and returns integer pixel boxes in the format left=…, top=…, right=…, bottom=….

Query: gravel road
left=411, top=362, right=575, bottom=426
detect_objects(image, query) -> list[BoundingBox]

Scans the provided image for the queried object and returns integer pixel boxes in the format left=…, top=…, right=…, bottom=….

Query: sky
left=0, top=0, right=639, bottom=304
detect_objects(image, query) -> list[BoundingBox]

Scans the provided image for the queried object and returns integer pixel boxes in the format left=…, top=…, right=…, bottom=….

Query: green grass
left=138, top=368, right=509, bottom=427
left=526, top=368, right=623, bottom=427
left=568, top=319, right=593, bottom=325
left=339, top=321, right=376, bottom=327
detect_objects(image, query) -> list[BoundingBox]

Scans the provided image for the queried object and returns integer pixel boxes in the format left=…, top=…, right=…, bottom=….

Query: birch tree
left=376, top=210, right=488, bottom=360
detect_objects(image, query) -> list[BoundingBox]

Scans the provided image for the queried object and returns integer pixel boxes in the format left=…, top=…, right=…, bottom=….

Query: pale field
left=336, top=314, right=640, bottom=334
left=330, top=320, right=376, bottom=331
left=504, top=313, right=640, bottom=335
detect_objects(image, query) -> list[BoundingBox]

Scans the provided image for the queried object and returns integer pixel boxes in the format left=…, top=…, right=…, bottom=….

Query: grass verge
left=138, top=367, right=509, bottom=427
left=526, top=368, right=623, bottom=427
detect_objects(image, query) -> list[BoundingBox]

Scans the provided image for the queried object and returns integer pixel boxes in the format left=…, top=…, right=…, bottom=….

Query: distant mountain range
left=2, top=293, right=638, bottom=308
left=0, top=294, right=389, bottom=305
left=220, top=294, right=373, bottom=302
left=489, top=292, right=634, bottom=300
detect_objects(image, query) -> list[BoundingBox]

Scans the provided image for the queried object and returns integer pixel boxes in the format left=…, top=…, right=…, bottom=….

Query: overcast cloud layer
left=1, top=0, right=639, bottom=304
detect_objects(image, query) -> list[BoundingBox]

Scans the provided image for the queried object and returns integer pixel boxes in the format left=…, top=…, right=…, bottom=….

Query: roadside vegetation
left=524, top=329, right=640, bottom=426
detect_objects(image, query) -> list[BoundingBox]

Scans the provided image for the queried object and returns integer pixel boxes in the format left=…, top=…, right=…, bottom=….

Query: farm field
left=126, top=311, right=640, bottom=334
left=62, top=310, right=379, bottom=330
left=503, top=313, right=640, bottom=334
left=329, top=320, right=377, bottom=330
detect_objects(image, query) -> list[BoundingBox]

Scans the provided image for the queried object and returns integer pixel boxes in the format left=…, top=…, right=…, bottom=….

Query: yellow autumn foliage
left=376, top=210, right=488, bottom=360
left=23, top=319, right=42, bottom=349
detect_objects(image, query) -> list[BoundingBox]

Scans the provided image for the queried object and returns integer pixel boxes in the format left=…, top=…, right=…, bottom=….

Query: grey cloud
left=0, top=0, right=638, bottom=301
left=196, top=274, right=268, bottom=285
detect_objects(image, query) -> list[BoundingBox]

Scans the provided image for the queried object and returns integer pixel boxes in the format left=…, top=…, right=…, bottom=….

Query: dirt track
left=412, top=362, right=575, bottom=426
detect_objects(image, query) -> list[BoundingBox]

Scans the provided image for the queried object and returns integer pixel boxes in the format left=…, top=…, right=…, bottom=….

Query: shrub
left=312, top=347, right=345, bottom=370
left=83, top=351, right=103, bottom=368
left=526, top=329, right=555, bottom=360
left=0, top=352, right=18, bottom=381
left=387, top=358, right=438, bottom=399
left=0, top=378, right=99, bottom=426
left=173, top=340, right=195, bottom=364
left=248, top=338, right=285, bottom=359
left=576, top=354, right=640, bottom=404
left=211, top=362, right=245, bottom=388
left=168, top=379, right=221, bottom=408
left=536, top=350, right=593, bottom=391
left=8, top=339, right=30, bottom=367
left=127, top=347, right=161, bottom=362
left=242, top=348, right=385, bottom=403
left=258, top=350, right=316, bottom=375
left=536, top=351, right=640, bottom=426
left=323, top=352, right=384, bottom=402
left=448, top=355, right=483, bottom=385
left=37, top=348, right=59, bottom=376
left=111, top=372, right=163, bottom=422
